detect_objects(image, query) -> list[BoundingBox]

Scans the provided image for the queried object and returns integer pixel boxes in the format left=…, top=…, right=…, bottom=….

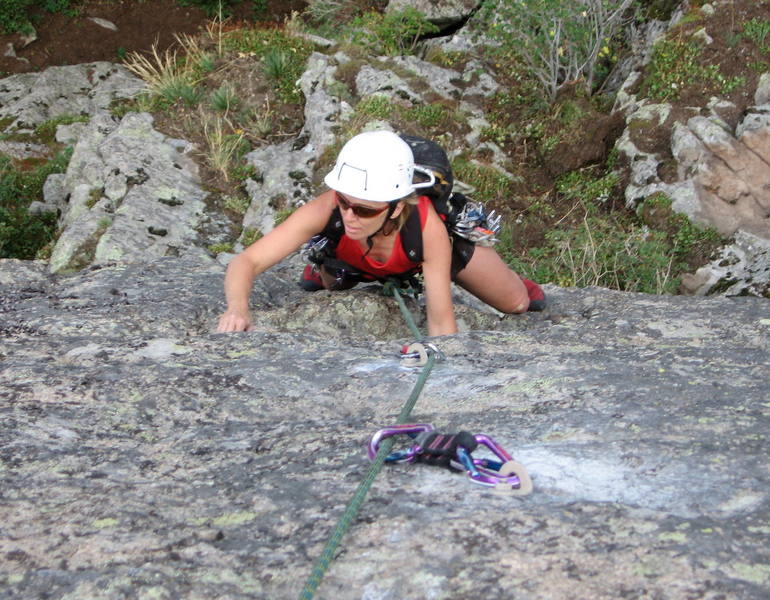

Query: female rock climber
left=217, top=130, right=545, bottom=336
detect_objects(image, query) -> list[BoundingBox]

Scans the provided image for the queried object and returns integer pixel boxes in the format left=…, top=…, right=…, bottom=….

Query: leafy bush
left=0, top=0, right=31, bottom=34
left=0, top=148, right=72, bottom=259
left=480, top=0, right=635, bottom=102
left=347, top=7, right=439, bottom=56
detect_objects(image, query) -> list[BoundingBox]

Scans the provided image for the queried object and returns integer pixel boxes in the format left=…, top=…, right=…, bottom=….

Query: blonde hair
left=384, top=192, right=418, bottom=235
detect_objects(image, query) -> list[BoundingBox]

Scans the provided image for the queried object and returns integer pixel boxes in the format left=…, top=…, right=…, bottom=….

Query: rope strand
left=298, top=286, right=433, bottom=599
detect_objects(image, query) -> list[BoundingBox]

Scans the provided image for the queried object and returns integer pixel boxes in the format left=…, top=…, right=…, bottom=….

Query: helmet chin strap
left=363, top=201, right=400, bottom=256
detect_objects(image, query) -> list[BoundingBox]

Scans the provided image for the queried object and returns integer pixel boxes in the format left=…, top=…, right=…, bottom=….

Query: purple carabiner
left=368, top=425, right=533, bottom=495
left=367, top=423, right=434, bottom=461
left=454, top=434, right=532, bottom=494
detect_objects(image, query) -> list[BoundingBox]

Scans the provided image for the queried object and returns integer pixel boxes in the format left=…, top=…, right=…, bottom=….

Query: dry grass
left=123, top=43, right=196, bottom=99
left=199, top=110, right=245, bottom=181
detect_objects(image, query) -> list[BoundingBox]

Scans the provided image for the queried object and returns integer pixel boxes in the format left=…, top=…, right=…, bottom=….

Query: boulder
left=386, top=0, right=480, bottom=29
left=616, top=72, right=770, bottom=296
left=680, top=230, right=770, bottom=297
left=47, top=111, right=208, bottom=273
left=0, top=253, right=767, bottom=599
left=0, top=62, right=145, bottom=132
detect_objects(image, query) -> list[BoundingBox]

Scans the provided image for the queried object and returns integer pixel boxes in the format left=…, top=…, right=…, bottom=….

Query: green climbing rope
left=382, top=280, right=423, bottom=340
left=298, top=285, right=433, bottom=600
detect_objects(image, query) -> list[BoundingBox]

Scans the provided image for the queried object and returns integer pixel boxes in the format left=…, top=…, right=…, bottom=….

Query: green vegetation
left=209, top=84, right=239, bottom=113
left=642, top=37, right=746, bottom=101
left=743, top=18, right=770, bottom=53
left=345, top=7, right=439, bottom=57
left=240, top=227, right=261, bottom=246
left=1, top=0, right=95, bottom=34
left=452, top=158, right=520, bottom=205
left=33, top=114, right=89, bottom=142
left=263, top=48, right=291, bottom=82
left=355, top=95, right=394, bottom=120
left=175, top=0, right=266, bottom=19
left=200, top=114, right=248, bottom=181
left=208, top=241, right=234, bottom=254
left=496, top=175, right=722, bottom=294
left=222, top=28, right=312, bottom=104
left=0, top=0, right=33, bottom=35
left=223, top=194, right=250, bottom=215
left=479, top=0, right=635, bottom=102
left=0, top=148, right=72, bottom=259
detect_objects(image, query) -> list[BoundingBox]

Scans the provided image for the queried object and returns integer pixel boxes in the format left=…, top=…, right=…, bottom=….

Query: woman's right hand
left=217, top=308, right=253, bottom=332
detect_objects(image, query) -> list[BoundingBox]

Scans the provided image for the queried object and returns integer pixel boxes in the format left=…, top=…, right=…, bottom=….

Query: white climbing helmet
left=324, top=130, right=435, bottom=202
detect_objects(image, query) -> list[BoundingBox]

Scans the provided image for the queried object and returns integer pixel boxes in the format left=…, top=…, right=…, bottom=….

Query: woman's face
left=335, top=193, right=402, bottom=240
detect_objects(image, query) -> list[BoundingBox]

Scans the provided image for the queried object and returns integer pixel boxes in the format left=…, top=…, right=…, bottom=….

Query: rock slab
left=1, top=254, right=768, bottom=599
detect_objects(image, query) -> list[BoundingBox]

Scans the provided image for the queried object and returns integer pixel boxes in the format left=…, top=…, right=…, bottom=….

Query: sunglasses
left=336, top=193, right=394, bottom=218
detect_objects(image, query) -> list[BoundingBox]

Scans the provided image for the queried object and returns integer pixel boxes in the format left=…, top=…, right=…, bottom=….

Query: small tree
left=481, top=0, right=635, bottom=102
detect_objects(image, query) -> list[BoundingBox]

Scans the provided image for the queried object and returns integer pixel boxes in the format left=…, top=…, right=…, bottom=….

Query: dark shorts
left=450, top=235, right=475, bottom=280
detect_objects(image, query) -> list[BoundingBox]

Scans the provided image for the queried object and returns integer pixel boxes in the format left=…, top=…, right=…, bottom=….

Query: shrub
left=347, top=7, right=439, bottom=56
left=480, top=0, right=635, bottom=102
left=0, top=0, right=31, bottom=35
left=499, top=186, right=723, bottom=294
left=0, top=148, right=72, bottom=259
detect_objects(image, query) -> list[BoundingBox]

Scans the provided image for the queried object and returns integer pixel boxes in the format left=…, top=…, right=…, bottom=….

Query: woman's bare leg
left=454, top=246, right=530, bottom=313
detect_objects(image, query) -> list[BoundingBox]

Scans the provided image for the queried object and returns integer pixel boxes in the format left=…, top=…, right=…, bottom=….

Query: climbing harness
left=368, top=423, right=532, bottom=495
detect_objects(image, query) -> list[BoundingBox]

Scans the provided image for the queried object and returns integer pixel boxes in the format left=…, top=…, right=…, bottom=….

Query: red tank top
left=334, top=196, right=430, bottom=278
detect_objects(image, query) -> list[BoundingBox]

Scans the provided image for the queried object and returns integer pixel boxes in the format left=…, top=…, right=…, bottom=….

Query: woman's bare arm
left=217, top=191, right=335, bottom=332
left=420, top=205, right=457, bottom=336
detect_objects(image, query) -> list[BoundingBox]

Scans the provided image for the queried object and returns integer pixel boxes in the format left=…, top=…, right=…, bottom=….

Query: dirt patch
left=0, top=0, right=306, bottom=75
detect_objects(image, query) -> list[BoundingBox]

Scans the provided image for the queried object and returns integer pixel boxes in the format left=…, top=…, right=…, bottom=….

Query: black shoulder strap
left=321, top=207, right=345, bottom=245
left=400, top=206, right=423, bottom=264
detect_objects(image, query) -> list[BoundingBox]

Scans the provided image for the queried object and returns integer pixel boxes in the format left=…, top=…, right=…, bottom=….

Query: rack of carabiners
left=368, top=422, right=532, bottom=496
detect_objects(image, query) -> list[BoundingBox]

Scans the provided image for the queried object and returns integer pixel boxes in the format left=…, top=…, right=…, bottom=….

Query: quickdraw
left=452, top=201, right=501, bottom=247
left=367, top=423, right=533, bottom=495
left=399, top=341, right=444, bottom=367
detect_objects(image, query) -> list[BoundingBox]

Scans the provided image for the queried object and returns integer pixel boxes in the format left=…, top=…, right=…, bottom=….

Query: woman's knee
left=498, top=294, right=529, bottom=314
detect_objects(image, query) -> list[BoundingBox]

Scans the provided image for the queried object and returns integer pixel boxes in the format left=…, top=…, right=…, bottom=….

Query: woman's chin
left=344, top=226, right=366, bottom=239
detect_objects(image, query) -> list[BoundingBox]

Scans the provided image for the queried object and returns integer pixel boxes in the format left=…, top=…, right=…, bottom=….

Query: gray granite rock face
left=1, top=254, right=768, bottom=599
left=47, top=111, right=208, bottom=273
left=0, top=62, right=145, bottom=132
left=386, top=0, right=480, bottom=29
